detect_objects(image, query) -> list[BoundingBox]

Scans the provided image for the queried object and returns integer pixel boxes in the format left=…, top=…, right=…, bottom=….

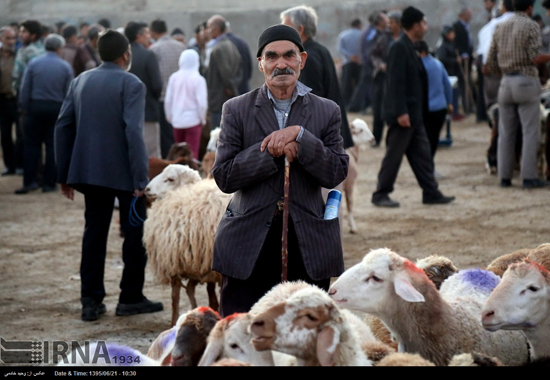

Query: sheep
left=527, top=243, right=550, bottom=270
left=200, top=127, right=221, bottom=179
left=198, top=313, right=277, bottom=366
left=448, top=352, right=503, bottom=366
left=250, top=285, right=374, bottom=366
left=328, top=248, right=529, bottom=366
left=482, top=260, right=550, bottom=360
left=148, top=142, right=200, bottom=180
left=376, top=352, right=435, bottom=366
left=144, top=164, right=202, bottom=201
left=342, top=118, right=375, bottom=234
left=59, top=342, right=160, bottom=366
left=147, top=306, right=221, bottom=366
left=486, top=248, right=531, bottom=277
left=143, top=177, right=232, bottom=326
left=415, top=254, right=459, bottom=290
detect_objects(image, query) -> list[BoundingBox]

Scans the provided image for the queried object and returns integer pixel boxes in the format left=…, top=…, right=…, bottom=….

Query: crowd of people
left=1, top=1, right=550, bottom=321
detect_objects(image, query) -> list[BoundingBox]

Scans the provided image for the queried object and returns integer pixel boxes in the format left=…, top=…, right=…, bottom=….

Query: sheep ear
left=147, top=327, right=176, bottom=362
left=316, top=325, right=339, bottom=366
left=394, top=273, right=425, bottom=303
left=198, top=337, right=223, bottom=366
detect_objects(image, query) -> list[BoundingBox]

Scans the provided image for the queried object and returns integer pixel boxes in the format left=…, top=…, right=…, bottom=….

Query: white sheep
left=328, top=248, right=529, bottom=366
left=201, top=127, right=221, bottom=179
left=250, top=286, right=374, bottom=366
left=59, top=342, right=159, bottom=366
left=198, top=313, right=277, bottom=366
left=144, top=164, right=202, bottom=201
left=143, top=178, right=232, bottom=326
left=482, top=260, right=550, bottom=360
left=342, top=118, right=374, bottom=234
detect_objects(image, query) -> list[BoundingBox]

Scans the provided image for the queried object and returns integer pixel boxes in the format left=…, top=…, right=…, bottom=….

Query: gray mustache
left=272, top=67, right=295, bottom=77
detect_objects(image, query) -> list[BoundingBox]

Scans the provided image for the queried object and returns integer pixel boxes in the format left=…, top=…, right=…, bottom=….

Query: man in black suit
left=453, top=8, right=475, bottom=115
left=212, top=24, right=349, bottom=317
left=371, top=6, right=454, bottom=208
left=125, top=22, right=163, bottom=158
left=55, top=30, right=163, bottom=321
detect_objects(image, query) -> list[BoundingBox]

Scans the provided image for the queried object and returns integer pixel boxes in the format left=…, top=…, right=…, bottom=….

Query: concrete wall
left=0, top=0, right=525, bottom=88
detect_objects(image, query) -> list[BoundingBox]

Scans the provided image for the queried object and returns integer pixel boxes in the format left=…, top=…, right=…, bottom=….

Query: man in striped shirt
left=486, top=0, right=550, bottom=188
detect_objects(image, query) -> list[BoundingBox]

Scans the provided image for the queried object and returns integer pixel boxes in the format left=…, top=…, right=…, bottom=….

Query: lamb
left=198, top=313, right=277, bottom=366
left=486, top=248, right=531, bottom=277
left=415, top=254, right=459, bottom=290
left=200, top=127, right=221, bottom=179
left=147, top=306, right=221, bottom=366
left=148, top=141, right=200, bottom=180
left=482, top=260, right=550, bottom=360
left=328, top=248, right=529, bottom=366
left=250, top=285, right=374, bottom=366
left=342, top=118, right=375, bottom=234
left=143, top=177, right=232, bottom=326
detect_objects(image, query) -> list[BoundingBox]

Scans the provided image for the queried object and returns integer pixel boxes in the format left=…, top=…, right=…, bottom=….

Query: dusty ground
left=1, top=113, right=549, bottom=366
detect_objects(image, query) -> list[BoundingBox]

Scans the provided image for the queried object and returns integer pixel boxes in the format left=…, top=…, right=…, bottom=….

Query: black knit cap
left=401, top=6, right=425, bottom=30
left=97, top=29, right=129, bottom=62
left=256, top=24, right=304, bottom=58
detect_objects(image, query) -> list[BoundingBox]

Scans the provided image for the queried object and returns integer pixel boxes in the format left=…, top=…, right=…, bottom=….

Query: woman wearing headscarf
left=164, top=49, right=207, bottom=159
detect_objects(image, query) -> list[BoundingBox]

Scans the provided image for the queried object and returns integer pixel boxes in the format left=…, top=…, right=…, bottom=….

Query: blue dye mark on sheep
left=458, top=269, right=500, bottom=290
left=160, top=328, right=176, bottom=351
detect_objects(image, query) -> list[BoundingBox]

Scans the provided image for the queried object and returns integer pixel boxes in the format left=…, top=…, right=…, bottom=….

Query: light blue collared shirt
left=266, top=81, right=311, bottom=141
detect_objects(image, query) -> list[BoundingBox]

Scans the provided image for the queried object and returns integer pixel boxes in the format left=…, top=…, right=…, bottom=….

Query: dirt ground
left=1, top=113, right=549, bottom=366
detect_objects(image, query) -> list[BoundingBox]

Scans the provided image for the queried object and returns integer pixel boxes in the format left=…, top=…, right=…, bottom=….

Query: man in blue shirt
left=337, top=19, right=362, bottom=108
left=15, top=33, right=73, bottom=194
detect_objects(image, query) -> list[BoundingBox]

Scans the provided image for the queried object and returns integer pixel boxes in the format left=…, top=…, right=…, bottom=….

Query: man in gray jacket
left=55, top=30, right=163, bottom=321
left=205, top=15, right=242, bottom=130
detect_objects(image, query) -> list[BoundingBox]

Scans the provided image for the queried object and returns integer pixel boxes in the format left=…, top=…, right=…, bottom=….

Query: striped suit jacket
left=212, top=84, right=349, bottom=280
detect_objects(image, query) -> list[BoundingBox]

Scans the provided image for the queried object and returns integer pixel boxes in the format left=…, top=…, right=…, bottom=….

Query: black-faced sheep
left=329, top=248, right=529, bottom=366
left=147, top=306, right=221, bottom=366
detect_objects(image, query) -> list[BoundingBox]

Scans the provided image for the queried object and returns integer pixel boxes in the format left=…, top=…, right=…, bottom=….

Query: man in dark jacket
left=55, top=30, right=163, bottom=321
left=371, top=6, right=455, bottom=208
left=212, top=24, right=348, bottom=317
left=125, top=21, right=163, bottom=158
left=281, top=5, right=353, bottom=150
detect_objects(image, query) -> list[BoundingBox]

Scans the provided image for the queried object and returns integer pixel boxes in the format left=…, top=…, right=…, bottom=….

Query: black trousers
left=373, top=122, right=441, bottom=201
left=158, top=101, right=175, bottom=159
left=78, top=184, right=148, bottom=305
left=22, top=100, right=61, bottom=187
left=0, top=96, right=21, bottom=171
left=348, top=66, right=372, bottom=113
left=424, top=109, right=448, bottom=158
left=340, top=62, right=362, bottom=108
left=371, top=72, right=386, bottom=145
left=219, top=213, right=330, bottom=317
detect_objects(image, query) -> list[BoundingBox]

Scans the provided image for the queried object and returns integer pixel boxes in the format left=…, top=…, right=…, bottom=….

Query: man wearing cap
left=212, top=24, right=349, bottom=317
left=371, top=6, right=455, bottom=207
left=55, top=30, right=163, bottom=321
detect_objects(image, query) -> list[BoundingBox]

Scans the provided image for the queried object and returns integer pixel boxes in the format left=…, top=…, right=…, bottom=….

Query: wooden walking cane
left=281, top=157, right=290, bottom=282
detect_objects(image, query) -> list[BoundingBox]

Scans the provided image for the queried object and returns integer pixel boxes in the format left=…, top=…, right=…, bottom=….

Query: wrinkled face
left=329, top=250, right=396, bottom=314
left=250, top=290, right=334, bottom=359
left=0, top=29, right=16, bottom=51
left=482, top=263, right=550, bottom=331
left=258, top=40, right=307, bottom=93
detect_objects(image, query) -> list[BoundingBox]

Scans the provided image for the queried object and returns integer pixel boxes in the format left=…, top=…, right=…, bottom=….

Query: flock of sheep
left=63, top=122, right=550, bottom=366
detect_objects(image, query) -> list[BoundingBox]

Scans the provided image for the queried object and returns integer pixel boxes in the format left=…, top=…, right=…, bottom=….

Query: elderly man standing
left=149, top=19, right=185, bottom=158
left=486, top=0, right=550, bottom=189
left=371, top=6, right=455, bottom=207
left=212, top=24, right=349, bottom=317
left=205, top=15, right=242, bottom=130
left=55, top=30, right=163, bottom=321
left=281, top=5, right=353, bottom=150
left=15, top=34, right=73, bottom=194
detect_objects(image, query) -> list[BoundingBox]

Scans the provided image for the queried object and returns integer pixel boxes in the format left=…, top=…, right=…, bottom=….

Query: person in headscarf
left=164, top=49, right=207, bottom=159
